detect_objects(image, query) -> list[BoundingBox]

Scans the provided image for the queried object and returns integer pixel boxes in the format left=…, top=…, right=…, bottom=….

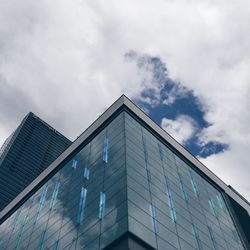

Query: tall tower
left=0, top=112, right=71, bottom=211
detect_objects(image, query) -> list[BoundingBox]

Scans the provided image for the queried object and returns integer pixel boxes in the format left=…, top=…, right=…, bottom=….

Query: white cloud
left=162, top=83, right=189, bottom=106
left=0, top=0, right=250, bottom=199
left=161, top=115, right=196, bottom=145
left=0, top=0, right=147, bottom=142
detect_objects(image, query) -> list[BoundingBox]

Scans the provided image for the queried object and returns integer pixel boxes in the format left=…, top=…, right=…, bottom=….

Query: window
left=84, top=168, right=90, bottom=180
left=208, top=226, right=217, bottom=250
left=158, top=143, right=163, bottom=161
left=38, top=230, right=47, bottom=250
left=77, top=187, right=87, bottom=225
left=72, top=159, right=78, bottom=170
left=103, top=137, right=109, bottom=163
left=188, top=170, right=199, bottom=197
left=142, top=134, right=148, bottom=162
left=99, top=192, right=106, bottom=219
left=177, top=172, right=188, bottom=203
left=216, top=194, right=227, bottom=214
left=192, top=224, right=202, bottom=250
left=49, top=181, right=60, bottom=210
left=35, top=186, right=48, bottom=223
left=149, top=204, right=158, bottom=233
left=208, top=198, right=218, bottom=218
left=165, top=177, right=177, bottom=223
left=15, top=215, right=29, bottom=249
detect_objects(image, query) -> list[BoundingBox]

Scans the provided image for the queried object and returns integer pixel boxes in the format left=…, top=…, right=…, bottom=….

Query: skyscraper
left=0, top=112, right=71, bottom=211
left=0, top=95, right=249, bottom=249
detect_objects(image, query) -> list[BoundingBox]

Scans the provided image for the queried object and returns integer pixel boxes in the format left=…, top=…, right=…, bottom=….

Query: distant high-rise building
left=0, top=96, right=249, bottom=249
left=0, top=112, right=71, bottom=211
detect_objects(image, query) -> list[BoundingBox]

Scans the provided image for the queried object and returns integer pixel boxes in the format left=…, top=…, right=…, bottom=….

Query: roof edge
left=1, top=94, right=249, bottom=223
left=122, top=95, right=250, bottom=213
left=0, top=95, right=126, bottom=223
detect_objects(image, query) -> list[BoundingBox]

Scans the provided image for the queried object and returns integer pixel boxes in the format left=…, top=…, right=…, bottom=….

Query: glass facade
left=0, top=112, right=127, bottom=250
left=125, top=112, right=244, bottom=250
left=0, top=111, right=245, bottom=249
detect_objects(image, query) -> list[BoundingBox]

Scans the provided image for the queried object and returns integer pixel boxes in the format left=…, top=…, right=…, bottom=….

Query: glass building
left=0, top=95, right=249, bottom=249
left=0, top=112, right=71, bottom=211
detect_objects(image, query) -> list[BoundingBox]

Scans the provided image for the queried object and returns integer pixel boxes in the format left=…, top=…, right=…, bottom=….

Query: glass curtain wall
left=125, top=112, right=244, bottom=250
left=0, top=110, right=245, bottom=250
left=0, top=112, right=127, bottom=250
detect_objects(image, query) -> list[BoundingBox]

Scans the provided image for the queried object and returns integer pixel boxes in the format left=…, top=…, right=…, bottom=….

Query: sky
left=0, top=0, right=250, bottom=200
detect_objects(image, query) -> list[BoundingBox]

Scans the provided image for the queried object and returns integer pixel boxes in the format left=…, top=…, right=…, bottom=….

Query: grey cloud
left=0, top=76, right=35, bottom=129
left=0, top=0, right=250, bottom=199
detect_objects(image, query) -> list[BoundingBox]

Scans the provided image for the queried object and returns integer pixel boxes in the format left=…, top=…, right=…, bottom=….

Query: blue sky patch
left=126, top=51, right=228, bottom=158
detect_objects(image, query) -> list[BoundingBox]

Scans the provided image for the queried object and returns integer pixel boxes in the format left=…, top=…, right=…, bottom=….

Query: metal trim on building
left=0, top=95, right=249, bottom=224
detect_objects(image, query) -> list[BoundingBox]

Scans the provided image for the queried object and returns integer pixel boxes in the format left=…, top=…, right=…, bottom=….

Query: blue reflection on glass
left=72, top=159, right=78, bottom=169
left=39, top=230, right=47, bottom=250
left=49, top=181, right=60, bottom=210
left=216, top=194, right=227, bottom=214
left=99, top=192, right=106, bottom=219
left=208, top=198, right=218, bottom=218
left=35, top=186, right=48, bottom=223
left=52, top=240, right=60, bottom=250
left=192, top=224, right=202, bottom=250
left=84, top=167, right=90, bottom=180
left=165, top=177, right=177, bottom=223
left=188, top=170, right=199, bottom=197
left=77, top=187, right=87, bottom=225
left=15, top=215, right=29, bottom=249
left=149, top=204, right=158, bottom=233
left=208, top=226, right=217, bottom=250
left=103, top=137, right=109, bottom=163
left=177, top=171, right=188, bottom=203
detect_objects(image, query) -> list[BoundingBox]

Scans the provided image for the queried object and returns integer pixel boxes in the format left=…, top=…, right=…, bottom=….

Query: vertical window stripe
left=208, top=226, right=217, bottom=250
left=39, top=230, right=46, bottom=250
left=177, top=172, right=188, bottom=202
left=192, top=224, right=202, bottom=250
left=216, top=194, right=227, bottom=214
left=35, top=186, right=48, bottom=223
left=49, top=182, right=60, bottom=210
left=147, top=169, right=151, bottom=182
left=149, top=204, right=158, bottom=233
left=52, top=240, right=59, bottom=250
left=165, top=177, right=177, bottom=222
left=72, top=159, right=78, bottom=169
left=15, top=215, right=29, bottom=249
left=84, top=168, right=90, bottom=180
left=99, top=192, right=106, bottom=219
left=103, top=137, right=109, bottom=163
left=208, top=198, right=218, bottom=218
left=189, top=170, right=199, bottom=197
left=158, top=143, right=163, bottom=161
left=142, top=134, right=148, bottom=162
left=77, top=187, right=87, bottom=225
